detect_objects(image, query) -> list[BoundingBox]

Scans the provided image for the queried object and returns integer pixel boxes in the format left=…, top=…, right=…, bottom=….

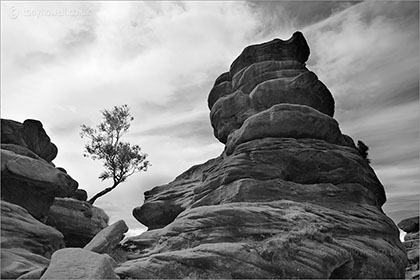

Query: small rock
left=398, top=216, right=419, bottom=233
left=408, top=249, right=420, bottom=264
left=40, top=248, right=119, bottom=279
left=84, top=220, right=128, bottom=254
left=405, top=232, right=420, bottom=242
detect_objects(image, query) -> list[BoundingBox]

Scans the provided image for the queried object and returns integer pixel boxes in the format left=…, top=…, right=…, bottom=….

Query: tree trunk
left=87, top=183, right=119, bottom=205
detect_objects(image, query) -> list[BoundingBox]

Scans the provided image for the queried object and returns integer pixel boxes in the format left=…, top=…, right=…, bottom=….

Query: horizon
left=1, top=1, right=419, bottom=236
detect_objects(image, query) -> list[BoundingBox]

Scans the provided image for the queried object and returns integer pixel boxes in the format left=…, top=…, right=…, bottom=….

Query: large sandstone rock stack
left=398, top=216, right=419, bottom=279
left=118, top=32, right=407, bottom=279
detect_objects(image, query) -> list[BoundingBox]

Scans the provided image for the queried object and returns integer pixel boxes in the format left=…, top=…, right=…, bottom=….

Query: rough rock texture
left=84, top=220, right=128, bottom=254
left=40, top=248, right=119, bottom=279
left=208, top=32, right=334, bottom=144
left=1, top=201, right=64, bottom=279
left=1, top=149, right=78, bottom=220
left=399, top=216, right=419, bottom=279
left=46, top=198, right=109, bottom=247
left=123, top=32, right=407, bottom=279
left=1, top=119, right=58, bottom=162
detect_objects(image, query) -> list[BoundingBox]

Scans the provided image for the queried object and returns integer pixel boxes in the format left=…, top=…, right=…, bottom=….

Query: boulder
left=1, top=201, right=64, bottom=257
left=46, top=198, right=109, bottom=247
left=68, top=189, right=88, bottom=201
left=1, top=248, right=49, bottom=280
left=1, top=201, right=64, bottom=279
left=1, top=149, right=78, bottom=220
left=1, top=119, right=58, bottom=162
left=126, top=32, right=406, bottom=278
left=84, top=220, right=128, bottom=254
left=398, top=216, right=419, bottom=233
left=40, top=248, right=119, bottom=279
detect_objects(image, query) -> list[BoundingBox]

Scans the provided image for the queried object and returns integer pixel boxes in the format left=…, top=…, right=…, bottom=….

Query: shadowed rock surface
left=123, top=32, right=407, bottom=279
left=1, top=149, right=78, bottom=220
left=1, top=201, right=64, bottom=279
left=46, top=198, right=109, bottom=247
left=1, top=119, right=58, bottom=163
left=399, top=216, right=419, bottom=279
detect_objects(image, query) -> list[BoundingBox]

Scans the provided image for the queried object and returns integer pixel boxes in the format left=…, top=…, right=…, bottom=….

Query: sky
left=1, top=1, right=419, bottom=237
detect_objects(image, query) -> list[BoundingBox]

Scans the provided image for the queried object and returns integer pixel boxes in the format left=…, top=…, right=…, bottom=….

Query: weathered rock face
left=398, top=216, right=419, bottom=279
left=40, top=248, right=119, bottom=279
left=1, top=119, right=58, bottom=163
left=84, top=220, right=128, bottom=254
left=1, top=200, right=64, bottom=279
left=46, top=198, right=109, bottom=247
left=208, top=32, right=334, bottom=144
left=123, top=32, right=407, bottom=279
left=1, top=149, right=78, bottom=220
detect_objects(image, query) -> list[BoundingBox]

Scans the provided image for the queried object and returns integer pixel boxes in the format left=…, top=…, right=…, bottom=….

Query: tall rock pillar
left=120, top=32, right=407, bottom=279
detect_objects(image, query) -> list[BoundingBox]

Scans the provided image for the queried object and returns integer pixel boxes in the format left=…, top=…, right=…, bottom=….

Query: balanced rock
left=124, top=32, right=407, bottom=279
left=1, top=149, right=78, bottom=220
left=1, top=201, right=64, bottom=279
left=40, top=248, right=118, bottom=279
left=1, top=119, right=58, bottom=163
left=46, top=198, right=109, bottom=247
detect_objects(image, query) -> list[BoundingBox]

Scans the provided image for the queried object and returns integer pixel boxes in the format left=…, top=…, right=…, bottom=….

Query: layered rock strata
left=398, top=216, right=419, bottom=279
left=121, top=32, right=407, bottom=279
left=1, top=201, right=64, bottom=279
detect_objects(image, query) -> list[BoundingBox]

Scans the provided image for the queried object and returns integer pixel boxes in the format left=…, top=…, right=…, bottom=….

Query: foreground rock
left=46, top=198, right=109, bottom=247
left=84, top=220, right=128, bottom=254
left=399, top=216, right=419, bottom=279
left=40, top=248, right=119, bottom=279
left=1, top=200, right=64, bottom=279
left=124, top=32, right=407, bottom=279
left=1, top=149, right=78, bottom=220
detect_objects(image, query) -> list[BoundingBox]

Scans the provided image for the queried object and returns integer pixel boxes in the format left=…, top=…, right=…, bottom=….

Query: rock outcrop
left=121, top=32, right=407, bottom=279
left=1, top=119, right=58, bottom=163
left=399, top=216, right=419, bottom=279
left=46, top=198, right=109, bottom=247
left=1, top=149, right=78, bottom=220
left=1, top=201, right=64, bottom=279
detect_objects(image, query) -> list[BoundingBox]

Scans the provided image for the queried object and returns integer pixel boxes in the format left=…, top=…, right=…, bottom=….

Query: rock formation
left=119, top=32, right=407, bottom=279
left=398, top=216, right=419, bottom=279
left=1, top=119, right=79, bottom=221
left=1, top=201, right=65, bottom=279
left=45, top=198, right=109, bottom=247
left=0, top=118, right=122, bottom=279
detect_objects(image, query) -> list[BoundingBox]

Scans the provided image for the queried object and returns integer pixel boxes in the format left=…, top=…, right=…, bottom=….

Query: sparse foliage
left=357, top=140, right=371, bottom=163
left=80, top=105, right=150, bottom=205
